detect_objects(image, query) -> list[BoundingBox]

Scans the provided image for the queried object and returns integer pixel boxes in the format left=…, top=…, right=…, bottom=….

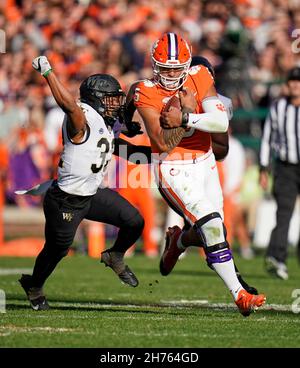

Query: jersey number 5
left=91, top=137, right=114, bottom=174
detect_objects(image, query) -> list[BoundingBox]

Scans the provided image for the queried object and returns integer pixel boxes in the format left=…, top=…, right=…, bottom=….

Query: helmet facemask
left=152, top=61, right=191, bottom=91
left=100, top=92, right=126, bottom=126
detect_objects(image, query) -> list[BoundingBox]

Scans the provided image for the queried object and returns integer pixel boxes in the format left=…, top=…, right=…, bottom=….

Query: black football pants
left=31, top=184, right=144, bottom=288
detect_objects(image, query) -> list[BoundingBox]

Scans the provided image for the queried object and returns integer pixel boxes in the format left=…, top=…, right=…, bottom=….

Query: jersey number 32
left=91, top=137, right=114, bottom=174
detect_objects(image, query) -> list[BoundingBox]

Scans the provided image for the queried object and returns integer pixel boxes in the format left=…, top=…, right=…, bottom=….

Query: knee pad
left=193, top=212, right=232, bottom=264
left=193, top=212, right=225, bottom=248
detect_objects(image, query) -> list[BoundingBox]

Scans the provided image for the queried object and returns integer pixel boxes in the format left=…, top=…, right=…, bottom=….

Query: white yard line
left=42, top=299, right=293, bottom=313
left=160, top=299, right=292, bottom=312
left=0, top=268, right=32, bottom=275
left=0, top=326, right=76, bottom=333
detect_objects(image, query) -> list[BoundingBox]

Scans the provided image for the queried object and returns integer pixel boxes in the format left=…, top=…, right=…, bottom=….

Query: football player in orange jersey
left=125, top=56, right=258, bottom=295
left=134, top=32, right=266, bottom=316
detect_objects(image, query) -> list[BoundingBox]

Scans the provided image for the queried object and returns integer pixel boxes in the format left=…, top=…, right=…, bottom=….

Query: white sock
left=212, top=258, right=244, bottom=301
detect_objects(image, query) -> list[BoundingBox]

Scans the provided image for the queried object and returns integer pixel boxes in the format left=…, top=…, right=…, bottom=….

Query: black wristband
left=181, top=112, right=189, bottom=128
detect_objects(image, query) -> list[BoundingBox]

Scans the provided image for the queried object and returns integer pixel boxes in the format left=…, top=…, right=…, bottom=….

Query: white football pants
left=154, top=150, right=223, bottom=225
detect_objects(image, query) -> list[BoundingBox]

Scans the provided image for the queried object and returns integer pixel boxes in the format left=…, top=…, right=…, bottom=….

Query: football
left=163, top=95, right=181, bottom=112
left=160, top=95, right=185, bottom=137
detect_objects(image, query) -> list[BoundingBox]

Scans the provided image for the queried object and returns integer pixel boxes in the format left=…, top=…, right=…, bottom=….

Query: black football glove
left=119, top=107, right=143, bottom=137
left=122, top=121, right=143, bottom=138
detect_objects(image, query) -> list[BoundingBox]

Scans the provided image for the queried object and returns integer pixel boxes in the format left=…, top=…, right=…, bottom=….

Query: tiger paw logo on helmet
left=151, top=33, right=192, bottom=91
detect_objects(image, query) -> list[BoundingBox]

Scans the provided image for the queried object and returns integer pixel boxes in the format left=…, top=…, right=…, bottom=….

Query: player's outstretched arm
left=32, top=56, right=86, bottom=140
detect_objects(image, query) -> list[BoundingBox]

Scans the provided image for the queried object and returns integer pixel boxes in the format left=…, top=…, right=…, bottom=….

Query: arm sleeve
left=218, top=93, right=233, bottom=120
left=186, top=96, right=229, bottom=133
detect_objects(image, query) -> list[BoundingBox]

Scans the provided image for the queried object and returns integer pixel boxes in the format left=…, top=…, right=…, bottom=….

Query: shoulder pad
left=189, top=65, right=201, bottom=75
left=141, top=79, right=156, bottom=88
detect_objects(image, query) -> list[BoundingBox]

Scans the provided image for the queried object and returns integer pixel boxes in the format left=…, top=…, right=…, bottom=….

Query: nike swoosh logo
left=30, top=303, right=40, bottom=311
left=30, top=299, right=46, bottom=310
left=192, top=119, right=201, bottom=125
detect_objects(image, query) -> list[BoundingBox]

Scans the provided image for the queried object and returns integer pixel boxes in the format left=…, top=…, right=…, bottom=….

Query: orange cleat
left=159, top=226, right=184, bottom=276
left=235, top=289, right=266, bottom=317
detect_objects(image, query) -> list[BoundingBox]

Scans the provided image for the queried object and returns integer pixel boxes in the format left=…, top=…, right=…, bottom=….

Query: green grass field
left=0, top=250, right=299, bottom=348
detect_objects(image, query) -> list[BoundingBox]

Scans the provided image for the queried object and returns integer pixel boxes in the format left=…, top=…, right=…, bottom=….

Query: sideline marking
left=0, top=268, right=32, bottom=275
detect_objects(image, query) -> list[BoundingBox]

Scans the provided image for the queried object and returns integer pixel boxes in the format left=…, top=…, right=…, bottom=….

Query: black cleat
left=101, top=250, right=139, bottom=287
left=236, top=273, right=258, bottom=295
left=18, top=274, right=50, bottom=311
left=208, top=263, right=259, bottom=295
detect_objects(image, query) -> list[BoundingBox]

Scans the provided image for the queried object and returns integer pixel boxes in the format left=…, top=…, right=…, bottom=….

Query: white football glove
left=32, top=56, right=52, bottom=77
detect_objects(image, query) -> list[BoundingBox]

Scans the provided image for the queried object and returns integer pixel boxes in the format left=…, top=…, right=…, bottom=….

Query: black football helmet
left=79, top=74, right=126, bottom=127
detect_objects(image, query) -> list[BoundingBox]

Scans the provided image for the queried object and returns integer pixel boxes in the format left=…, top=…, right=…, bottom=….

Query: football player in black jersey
left=19, top=56, right=151, bottom=310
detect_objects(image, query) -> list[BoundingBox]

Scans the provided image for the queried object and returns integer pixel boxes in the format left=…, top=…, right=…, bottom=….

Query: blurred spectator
left=0, top=140, right=8, bottom=207
left=6, top=108, right=51, bottom=207
left=0, top=140, right=8, bottom=244
left=0, top=98, right=29, bottom=139
left=44, top=100, right=64, bottom=154
left=240, top=148, right=264, bottom=239
left=249, top=44, right=278, bottom=105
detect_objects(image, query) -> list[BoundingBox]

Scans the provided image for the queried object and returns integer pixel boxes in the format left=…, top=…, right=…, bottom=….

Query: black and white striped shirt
left=259, top=97, right=300, bottom=168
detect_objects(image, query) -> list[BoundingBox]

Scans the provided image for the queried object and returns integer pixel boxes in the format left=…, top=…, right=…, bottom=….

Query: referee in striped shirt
left=259, top=66, right=300, bottom=280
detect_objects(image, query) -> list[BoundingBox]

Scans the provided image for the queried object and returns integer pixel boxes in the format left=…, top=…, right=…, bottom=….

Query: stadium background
left=1, top=0, right=300, bottom=256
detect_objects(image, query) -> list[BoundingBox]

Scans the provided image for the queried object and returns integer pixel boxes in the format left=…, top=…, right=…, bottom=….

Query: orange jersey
left=134, top=65, right=214, bottom=160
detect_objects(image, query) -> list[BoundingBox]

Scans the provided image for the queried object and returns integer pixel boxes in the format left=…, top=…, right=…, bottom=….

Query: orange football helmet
left=151, top=33, right=192, bottom=90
